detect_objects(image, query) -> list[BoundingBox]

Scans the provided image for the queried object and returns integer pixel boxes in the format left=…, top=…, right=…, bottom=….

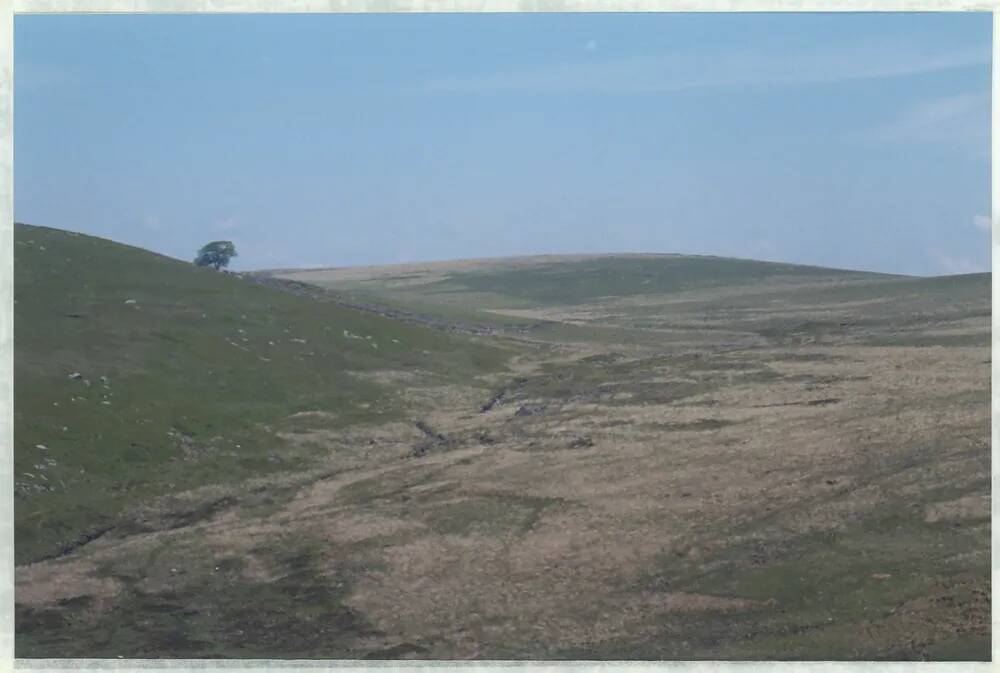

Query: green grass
left=16, top=225, right=990, bottom=659
left=422, top=493, right=564, bottom=537
left=295, top=258, right=988, bottom=355
left=283, top=255, right=894, bottom=333
left=17, top=533, right=381, bottom=658
left=14, top=223, right=510, bottom=564
left=403, top=257, right=887, bottom=307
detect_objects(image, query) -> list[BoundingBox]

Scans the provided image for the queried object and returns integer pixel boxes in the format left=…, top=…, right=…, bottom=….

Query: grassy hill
left=272, top=254, right=893, bottom=305
left=272, top=255, right=988, bottom=350
left=15, top=226, right=990, bottom=660
left=394, top=256, right=893, bottom=306
left=14, top=223, right=509, bottom=564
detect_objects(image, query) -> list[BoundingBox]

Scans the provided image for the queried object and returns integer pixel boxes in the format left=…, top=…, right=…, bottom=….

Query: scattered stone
left=415, top=420, right=448, bottom=443
left=410, top=420, right=453, bottom=458
left=871, top=573, right=892, bottom=580
left=515, top=404, right=546, bottom=417
left=481, top=390, right=506, bottom=413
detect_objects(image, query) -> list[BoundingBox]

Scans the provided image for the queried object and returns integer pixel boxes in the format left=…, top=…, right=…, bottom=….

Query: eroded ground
left=15, top=258, right=991, bottom=660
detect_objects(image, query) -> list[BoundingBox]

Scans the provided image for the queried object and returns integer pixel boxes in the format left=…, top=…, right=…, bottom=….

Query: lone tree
left=194, top=240, right=238, bottom=271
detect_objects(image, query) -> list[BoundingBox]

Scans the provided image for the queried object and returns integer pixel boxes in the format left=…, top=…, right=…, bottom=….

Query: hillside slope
left=14, top=223, right=509, bottom=564
left=271, top=255, right=987, bottom=351
left=15, top=227, right=990, bottom=660
left=271, top=253, right=895, bottom=308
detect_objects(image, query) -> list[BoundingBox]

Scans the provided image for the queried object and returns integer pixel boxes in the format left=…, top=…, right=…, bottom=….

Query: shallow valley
left=15, top=225, right=991, bottom=660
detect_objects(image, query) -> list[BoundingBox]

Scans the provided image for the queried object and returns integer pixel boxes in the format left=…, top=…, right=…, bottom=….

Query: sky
left=14, top=12, right=992, bottom=275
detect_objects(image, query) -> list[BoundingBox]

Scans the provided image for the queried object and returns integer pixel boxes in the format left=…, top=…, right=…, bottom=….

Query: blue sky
left=14, top=12, right=992, bottom=275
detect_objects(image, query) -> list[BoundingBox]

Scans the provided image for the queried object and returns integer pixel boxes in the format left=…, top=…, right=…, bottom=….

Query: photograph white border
left=0, top=1, right=995, bottom=671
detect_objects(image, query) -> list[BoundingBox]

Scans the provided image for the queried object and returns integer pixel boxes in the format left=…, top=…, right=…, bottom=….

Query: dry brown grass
left=16, top=273, right=990, bottom=659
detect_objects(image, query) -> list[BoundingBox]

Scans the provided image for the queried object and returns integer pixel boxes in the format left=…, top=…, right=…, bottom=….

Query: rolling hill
left=269, top=254, right=989, bottom=350
left=14, top=223, right=509, bottom=565
left=15, top=224, right=991, bottom=660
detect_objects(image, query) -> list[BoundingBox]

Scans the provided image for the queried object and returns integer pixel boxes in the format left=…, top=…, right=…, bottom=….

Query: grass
left=16, top=533, right=380, bottom=658
left=422, top=493, right=564, bottom=537
left=16, top=225, right=990, bottom=660
left=385, top=257, right=886, bottom=308
left=14, top=223, right=510, bottom=564
left=278, top=255, right=891, bottom=328
left=606, top=441, right=992, bottom=661
left=288, top=257, right=988, bottom=356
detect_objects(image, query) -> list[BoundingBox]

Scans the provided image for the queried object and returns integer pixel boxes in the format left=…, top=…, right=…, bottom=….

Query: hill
left=269, top=253, right=892, bottom=310
left=270, top=255, right=988, bottom=350
left=14, top=223, right=509, bottom=565
left=15, top=226, right=990, bottom=660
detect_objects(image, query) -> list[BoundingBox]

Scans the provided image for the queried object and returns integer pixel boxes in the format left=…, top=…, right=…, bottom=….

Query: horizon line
left=16, top=221, right=988, bottom=281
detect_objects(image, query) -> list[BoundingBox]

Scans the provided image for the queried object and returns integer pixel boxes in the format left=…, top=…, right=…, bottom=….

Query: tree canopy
left=194, top=241, right=238, bottom=271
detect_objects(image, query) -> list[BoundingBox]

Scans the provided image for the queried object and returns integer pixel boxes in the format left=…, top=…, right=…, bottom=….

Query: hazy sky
left=14, top=12, right=992, bottom=275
